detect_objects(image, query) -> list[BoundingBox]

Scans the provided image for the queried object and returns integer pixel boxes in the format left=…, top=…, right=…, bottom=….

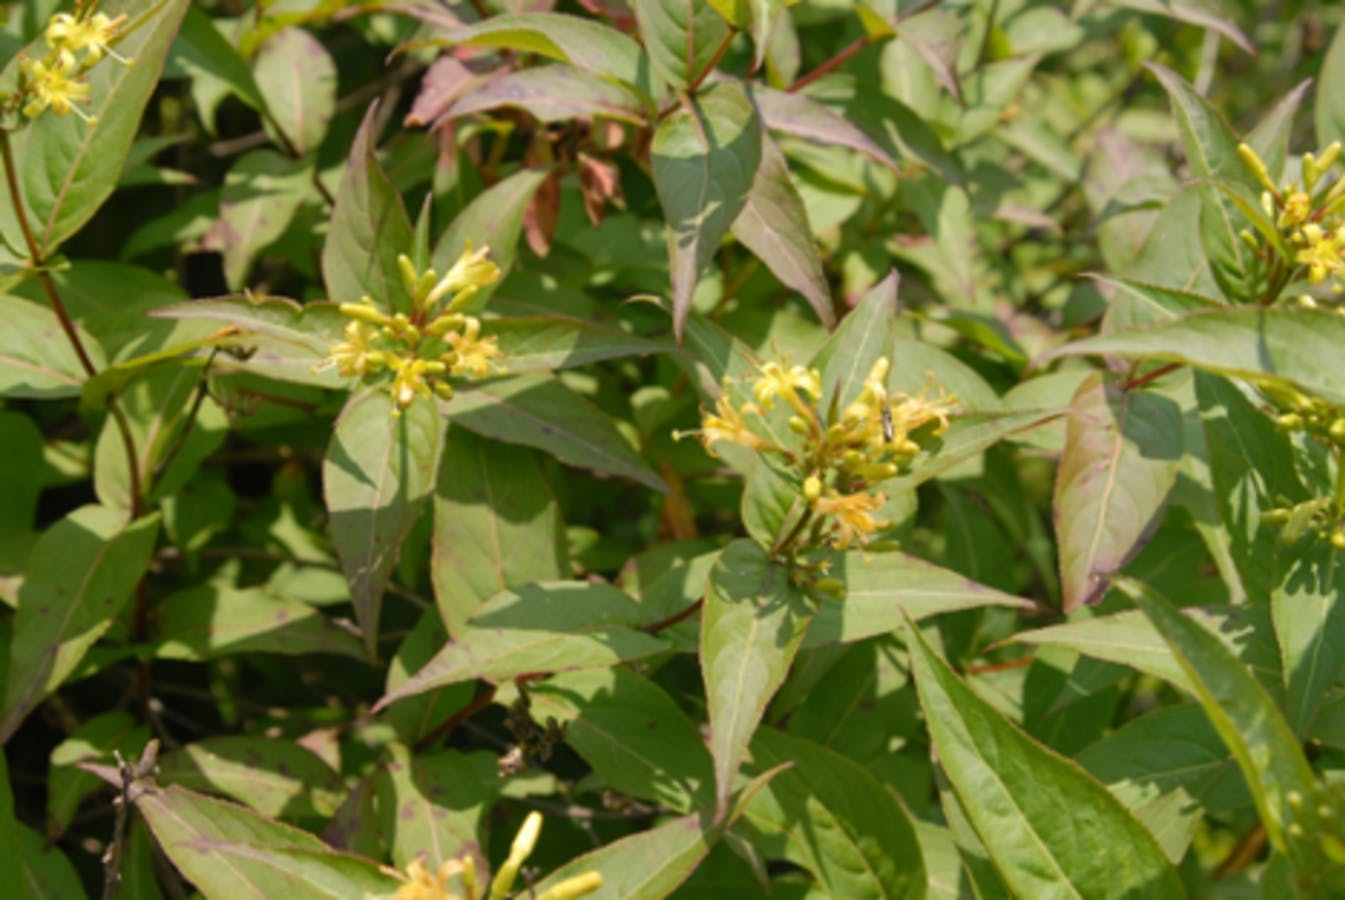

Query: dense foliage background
left=5, top=0, right=1345, bottom=896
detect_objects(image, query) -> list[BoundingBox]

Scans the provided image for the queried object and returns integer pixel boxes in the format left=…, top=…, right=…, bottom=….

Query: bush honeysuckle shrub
left=9, top=1, right=1345, bottom=897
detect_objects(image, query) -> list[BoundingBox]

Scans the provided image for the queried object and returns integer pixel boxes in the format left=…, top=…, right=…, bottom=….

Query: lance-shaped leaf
left=804, top=551, right=1031, bottom=647
left=652, top=82, right=762, bottom=339
left=205, top=149, right=314, bottom=290
left=428, top=13, right=653, bottom=99
left=743, top=728, right=926, bottom=898
left=1015, top=604, right=1283, bottom=696
left=0, top=294, right=106, bottom=398
left=488, top=316, right=670, bottom=374
left=1112, top=1, right=1253, bottom=53
left=903, top=615, right=1184, bottom=898
left=0, top=506, right=159, bottom=743
left=432, top=428, right=568, bottom=634
left=443, top=64, right=646, bottom=125
left=1116, top=578, right=1318, bottom=859
left=153, top=583, right=365, bottom=661
left=432, top=168, right=549, bottom=310
left=1048, top=307, right=1345, bottom=408
left=1054, top=373, right=1182, bottom=611
left=0, top=0, right=190, bottom=259
left=443, top=374, right=667, bottom=493
left=172, top=4, right=266, bottom=130
left=890, top=408, right=1065, bottom=490
left=253, top=27, right=336, bottom=157
left=322, top=105, right=414, bottom=309
left=135, top=784, right=399, bottom=896
left=701, top=539, right=813, bottom=815
left=375, top=743, right=495, bottom=872
left=323, top=390, right=443, bottom=659
left=150, top=296, right=346, bottom=389
left=634, top=0, right=730, bottom=90
left=731, top=137, right=833, bottom=328
left=373, top=582, right=671, bottom=709
left=810, top=272, right=897, bottom=414
left=1317, top=22, right=1345, bottom=146
left=531, top=668, right=714, bottom=814
left=751, top=85, right=900, bottom=173
left=157, top=736, right=344, bottom=822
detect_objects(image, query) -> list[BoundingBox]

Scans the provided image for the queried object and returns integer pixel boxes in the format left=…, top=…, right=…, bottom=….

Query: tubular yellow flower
left=675, top=393, right=765, bottom=456
left=888, top=374, right=958, bottom=439
left=813, top=489, right=889, bottom=549
left=488, top=811, right=543, bottom=900
left=536, top=872, right=604, bottom=900
left=328, top=321, right=382, bottom=377
left=390, top=356, right=434, bottom=408
left=19, top=54, right=92, bottom=120
left=46, top=10, right=129, bottom=67
left=752, top=361, right=821, bottom=410
left=444, top=317, right=505, bottom=378
left=1296, top=223, right=1345, bottom=284
left=424, top=241, right=502, bottom=311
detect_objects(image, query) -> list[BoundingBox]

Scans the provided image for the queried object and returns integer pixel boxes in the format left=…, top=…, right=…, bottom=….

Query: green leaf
left=444, top=374, right=668, bottom=493
left=903, top=615, right=1185, bottom=898
left=804, top=551, right=1031, bottom=647
left=432, top=429, right=568, bottom=634
left=0, top=748, right=19, bottom=887
left=487, top=316, right=670, bottom=374
left=1077, top=703, right=1246, bottom=862
left=252, top=27, right=336, bottom=156
left=373, top=582, right=672, bottom=709
left=48, top=711, right=149, bottom=838
left=634, top=0, right=730, bottom=90
left=652, top=81, right=762, bottom=339
left=150, top=296, right=346, bottom=389
left=0, top=412, right=42, bottom=529
left=205, top=149, right=314, bottom=290
left=442, top=64, right=646, bottom=125
left=531, top=810, right=720, bottom=898
left=321, top=104, right=414, bottom=309
left=1111, top=1, right=1253, bottom=54
left=731, top=137, right=833, bottom=328
left=0, top=293, right=105, bottom=397
left=172, top=4, right=266, bottom=127
left=384, top=610, right=476, bottom=746
left=430, top=13, right=653, bottom=100
left=375, top=743, right=495, bottom=871
left=751, top=84, right=901, bottom=173
left=1245, top=79, right=1311, bottom=182
left=0, top=506, right=159, bottom=743
left=0, top=0, right=191, bottom=258
left=1096, top=275, right=1225, bottom=334
left=323, top=390, right=443, bottom=659
left=136, top=784, right=400, bottom=897
left=743, top=727, right=926, bottom=898
left=1016, top=604, right=1283, bottom=696
left=154, top=582, right=365, bottom=661
left=810, top=272, right=897, bottom=415
left=1317, top=22, right=1345, bottom=147
left=890, top=408, right=1064, bottom=489
left=1049, top=307, right=1345, bottom=407
left=531, top=667, right=714, bottom=814
left=701, top=539, right=813, bottom=814
left=432, top=168, right=549, bottom=311
left=1055, top=373, right=1183, bottom=611
left=16, top=822, right=84, bottom=899
left=158, top=736, right=344, bottom=822
left=1115, top=578, right=1318, bottom=858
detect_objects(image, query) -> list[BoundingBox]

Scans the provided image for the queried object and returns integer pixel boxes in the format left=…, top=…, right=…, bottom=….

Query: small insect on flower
left=880, top=404, right=895, bottom=443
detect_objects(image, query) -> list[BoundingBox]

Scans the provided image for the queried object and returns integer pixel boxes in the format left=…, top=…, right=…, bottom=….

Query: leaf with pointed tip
left=889, top=408, right=1064, bottom=490
left=444, top=64, right=646, bottom=125
left=1116, top=578, right=1317, bottom=859
left=1245, top=79, right=1312, bottom=182
left=205, top=150, right=313, bottom=290
left=1048, top=307, right=1345, bottom=407
left=443, top=375, right=667, bottom=493
left=701, top=540, right=813, bottom=814
left=252, top=27, right=336, bottom=156
left=322, top=105, right=414, bottom=309
left=1317, top=23, right=1345, bottom=147
left=153, top=584, right=365, bottom=662
left=0, top=0, right=191, bottom=258
left=804, top=551, right=1031, bottom=647
left=1096, top=275, right=1225, bottom=334
left=373, top=582, right=671, bottom=709
left=904, top=615, right=1184, bottom=898
left=323, top=391, right=443, bottom=659
left=135, top=784, right=399, bottom=896
left=157, top=737, right=344, bottom=822
left=0, top=294, right=105, bottom=398
left=375, top=743, right=495, bottom=871
left=431, top=429, right=568, bottom=634
left=731, top=137, right=833, bottom=328
left=652, top=82, right=762, bottom=339
left=0, top=506, right=159, bottom=743
left=751, top=84, right=901, bottom=173
left=1112, top=0, right=1253, bottom=53
left=743, top=728, right=926, bottom=898
left=809, top=272, right=897, bottom=414
left=1055, top=373, right=1183, bottom=611
left=488, top=316, right=670, bottom=374
left=634, top=0, right=730, bottom=89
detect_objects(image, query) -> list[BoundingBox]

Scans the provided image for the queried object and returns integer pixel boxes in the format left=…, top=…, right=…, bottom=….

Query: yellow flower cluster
left=370, top=812, right=602, bottom=900
left=10, top=2, right=132, bottom=124
left=678, top=356, right=958, bottom=551
left=319, top=243, right=505, bottom=412
left=1240, top=141, right=1345, bottom=296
